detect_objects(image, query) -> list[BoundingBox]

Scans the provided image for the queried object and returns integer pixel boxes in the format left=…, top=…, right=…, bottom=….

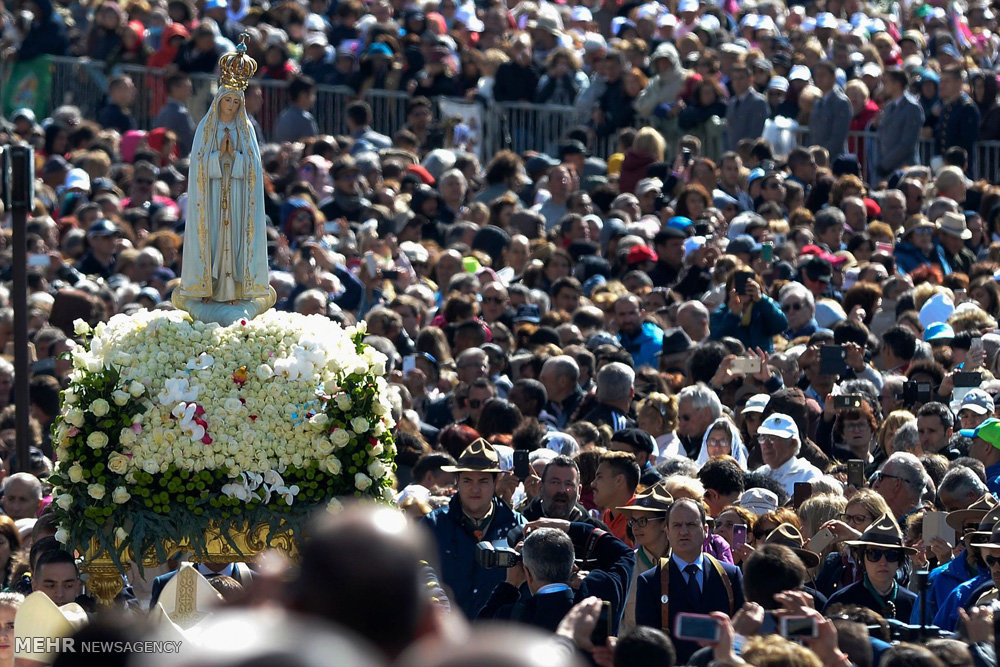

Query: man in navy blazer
left=634, top=498, right=745, bottom=664
left=726, top=65, right=769, bottom=152
left=876, top=68, right=925, bottom=178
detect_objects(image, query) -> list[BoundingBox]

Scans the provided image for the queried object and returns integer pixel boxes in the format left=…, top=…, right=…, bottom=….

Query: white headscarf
left=695, top=416, right=749, bottom=470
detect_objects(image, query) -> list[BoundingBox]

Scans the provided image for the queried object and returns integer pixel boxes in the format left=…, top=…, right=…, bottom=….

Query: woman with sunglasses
left=822, top=514, right=917, bottom=621
left=894, top=216, right=940, bottom=275
left=814, top=490, right=892, bottom=598
left=616, top=485, right=673, bottom=635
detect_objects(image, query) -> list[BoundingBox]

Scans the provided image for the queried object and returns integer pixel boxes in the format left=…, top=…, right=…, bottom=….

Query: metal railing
left=10, top=56, right=1000, bottom=181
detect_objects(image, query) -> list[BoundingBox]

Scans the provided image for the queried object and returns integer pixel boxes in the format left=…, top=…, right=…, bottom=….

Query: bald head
left=2, top=472, right=42, bottom=521
left=290, top=503, right=436, bottom=658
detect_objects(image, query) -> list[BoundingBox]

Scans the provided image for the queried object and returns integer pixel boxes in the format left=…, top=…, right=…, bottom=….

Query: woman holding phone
left=814, top=491, right=893, bottom=598
left=708, top=267, right=787, bottom=353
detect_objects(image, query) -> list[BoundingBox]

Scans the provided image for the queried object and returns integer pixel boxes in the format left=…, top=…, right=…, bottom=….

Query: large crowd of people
left=2, top=0, right=1000, bottom=664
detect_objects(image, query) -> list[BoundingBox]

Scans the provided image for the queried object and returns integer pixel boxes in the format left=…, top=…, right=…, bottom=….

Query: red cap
left=626, top=244, right=659, bottom=264
left=863, top=197, right=882, bottom=219
left=800, top=244, right=846, bottom=266
left=406, top=164, right=436, bottom=186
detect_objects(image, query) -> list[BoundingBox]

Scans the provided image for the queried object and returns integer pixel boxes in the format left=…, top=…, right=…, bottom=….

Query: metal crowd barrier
left=11, top=56, right=1000, bottom=181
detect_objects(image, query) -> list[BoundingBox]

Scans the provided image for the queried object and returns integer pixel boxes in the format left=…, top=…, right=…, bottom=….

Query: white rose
left=351, top=417, right=369, bottom=434
left=142, top=459, right=159, bottom=474
left=115, top=527, right=129, bottom=541
left=354, top=472, right=372, bottom=491
left=367, top=459, right=386, bottom=479
left=87, top=483, right=106, bottom=500
left=68, top=464, right=85, bottom=483
left=129, top=381, right=145, bottom=397
left=112, top=487, right=131, bottom=504
left=331, top=428, right=351, bottom=448
left=335, top=394, right=353, bottom=411
left=111, top=390, right=130, bottom=406
left=65, top=408, right=85, bottom=427
left=107, top=452, right=129, bottom=475
left=323, top=380, right=340, bottom=395
left=55, top=528, right=69, bottom=544
left=64, top=389, right=78, bottom=405
left=370, top=443, right=384, bottom=457
left=224, top=397, right=243, bottom=413
left=87, top=431, right=109, bottom=449
left=85, top=356, right=103, bottom=373
left=73, top=319, right=92, bottom=336
left=323, top=457, right=342, bottom=475
left=90, top=398, right=110, bottom=417
left=257, top=364, right=274, bottom=380
left=309, top=413, right=329, bottom=428
left=55, top=494, right=73, bottom=510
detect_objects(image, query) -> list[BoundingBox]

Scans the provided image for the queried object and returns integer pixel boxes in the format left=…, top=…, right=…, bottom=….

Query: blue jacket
left=986, top=461, right=1000, bottom=495
left=933, top=572, right=991, bottom=630
left=619, top=322, right=664, bottom=370
left=894, top=240, right=951, bottom=275
left=709, top=296, right=787, bottom=352
left=910, top=551, right=984, bottom=624
left=421, top=494, right=526, bottom=618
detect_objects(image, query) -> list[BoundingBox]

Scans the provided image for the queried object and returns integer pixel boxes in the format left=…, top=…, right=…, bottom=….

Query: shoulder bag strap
left=705, top=554, right=735, bottom=614
left=659, top=557, right=671, bottom=632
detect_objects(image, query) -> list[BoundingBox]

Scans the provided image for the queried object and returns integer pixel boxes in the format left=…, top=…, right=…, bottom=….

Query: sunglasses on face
left=864, top=548, right=902, bottom=563
left=628, top=516, right=665, bottom=528
left=985, top=555, right=1000, bottom=567
left=873, top=471, right=910, bottom=485
left=781, top=302, right=805, bottom=312
left=482, top=297, right=505, bottom=305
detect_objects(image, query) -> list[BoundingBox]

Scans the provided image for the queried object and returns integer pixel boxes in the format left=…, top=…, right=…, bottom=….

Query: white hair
left=678, top=383, right=723, bottom=420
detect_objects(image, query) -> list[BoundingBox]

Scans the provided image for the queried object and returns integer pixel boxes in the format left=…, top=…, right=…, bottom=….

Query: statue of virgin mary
left=172, top=36, right=276, bottom=325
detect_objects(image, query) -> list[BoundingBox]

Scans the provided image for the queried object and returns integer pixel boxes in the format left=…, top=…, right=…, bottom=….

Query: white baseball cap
left=757, top=413, right=798, bottom=440
left=736, top=488, right=779, bottom=515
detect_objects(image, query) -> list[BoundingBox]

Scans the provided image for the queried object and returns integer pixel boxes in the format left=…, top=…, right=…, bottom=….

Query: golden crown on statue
left=218, top=33, right=257, bottom=91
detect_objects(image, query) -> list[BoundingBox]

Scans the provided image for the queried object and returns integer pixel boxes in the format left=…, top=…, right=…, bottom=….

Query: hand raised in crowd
left=731, top=601, right=765, bottom=636
left=959, top=605, right=994, bottom=643
left=556, top=597, right=604, bottom=651
left=818, top=519, right=862, bottom=543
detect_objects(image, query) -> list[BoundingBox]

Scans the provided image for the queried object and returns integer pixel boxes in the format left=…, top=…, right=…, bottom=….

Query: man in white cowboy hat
left=14, top=592, right=88, bottom=666
left=754, top=413, right=822, bottom=497
left=934, top=210, right=977, bottom=275
left=422, top=438, right=526, bottom=618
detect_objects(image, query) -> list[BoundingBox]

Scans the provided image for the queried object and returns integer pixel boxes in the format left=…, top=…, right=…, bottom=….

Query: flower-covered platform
left=51, top=310, right=395, bottom=587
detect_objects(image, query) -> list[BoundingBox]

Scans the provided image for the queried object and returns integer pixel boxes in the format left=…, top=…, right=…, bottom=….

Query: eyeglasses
left=985, top=555, right=1000, bottom=567
left=873, top=471, right=910, bottom=486
left=839, top=512, right=871, bottom=527
left=482, top=297, right=505, bottom=305
left=627, top=516, right=665, bottom=528
left=781, top=302, right=805, bottom=312
left=864, top=548, right=903, bottom=563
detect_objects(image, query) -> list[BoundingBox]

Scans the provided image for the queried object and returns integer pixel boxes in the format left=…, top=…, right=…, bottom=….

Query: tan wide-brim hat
left=844, top=514, right=917, bottom=554
left=440, top=438, right=504, bottom=473
left=947, top=493, right=999, bottom=531
left=765, top=523, right=821, bottom=568
left=616, top=483, right=674, bottom=515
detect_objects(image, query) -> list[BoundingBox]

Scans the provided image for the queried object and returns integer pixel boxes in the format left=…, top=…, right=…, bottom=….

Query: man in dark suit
left=478, top=520, right=634, bottom=632
left=634, top=498, right=745, bottom=664
left=876, top=68, right=925, bottom=178
left=935, top=67, right=981, bottom=169
left=149, top=561, right=254, bottom=607
left=809, top=61, right=853, bottom=158
left=726, top=65, right=769, bottom=151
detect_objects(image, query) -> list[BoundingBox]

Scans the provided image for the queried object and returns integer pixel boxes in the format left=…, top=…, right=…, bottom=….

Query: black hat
left=529, top=326, right=561, bottom=347
left=803, top=256, right=833, bottom=282
left=472, top=225, right=511, bottom=258
left=525, top=154, right=560, bottom=175
left=558, top=140, right=588, bottom=159
left=567, top=240, right=600, bottom=261
left=831, top=154, right=861, bottom=177
left=660, top=327, right=693, bottom=356
left=611, top=427, right=655, bottom=455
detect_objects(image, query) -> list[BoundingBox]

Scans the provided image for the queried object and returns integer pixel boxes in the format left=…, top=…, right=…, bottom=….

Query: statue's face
left=219, top=93, right=242, bottom=120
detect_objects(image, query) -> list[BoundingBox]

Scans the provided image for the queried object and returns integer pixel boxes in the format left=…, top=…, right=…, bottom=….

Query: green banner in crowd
left=2, top=55, right=52, bottom=119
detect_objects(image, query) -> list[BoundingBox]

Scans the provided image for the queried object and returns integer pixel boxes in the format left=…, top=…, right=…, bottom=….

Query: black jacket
left=823, top=579, right=916, bottom=622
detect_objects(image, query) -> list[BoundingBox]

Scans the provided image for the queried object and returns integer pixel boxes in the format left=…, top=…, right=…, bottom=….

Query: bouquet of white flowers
left=51, top=310, right=395, bottom=568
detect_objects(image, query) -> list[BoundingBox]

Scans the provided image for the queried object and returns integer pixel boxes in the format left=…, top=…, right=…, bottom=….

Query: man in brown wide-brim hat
left=423, top=439, right=527, bottom=618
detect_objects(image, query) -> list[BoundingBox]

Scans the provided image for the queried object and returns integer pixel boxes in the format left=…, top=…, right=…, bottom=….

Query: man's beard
left=543, top=493, right=573, bottom=519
